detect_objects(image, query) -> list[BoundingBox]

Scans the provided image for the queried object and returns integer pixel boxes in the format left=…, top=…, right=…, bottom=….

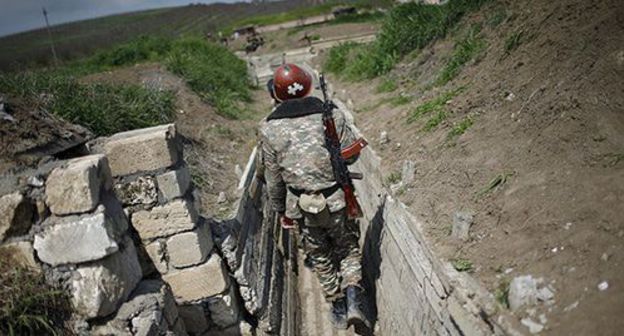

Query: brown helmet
left=272, top=63, right=313, bottom=101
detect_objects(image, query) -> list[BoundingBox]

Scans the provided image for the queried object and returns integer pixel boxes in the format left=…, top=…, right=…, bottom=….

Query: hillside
left=319, top=0, right=624, bottom=334
left=0, top=0, right=389, bottom=70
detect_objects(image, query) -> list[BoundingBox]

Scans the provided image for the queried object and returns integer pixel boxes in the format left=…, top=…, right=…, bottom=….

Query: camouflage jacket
left=258, top=97, right=357, bottom=219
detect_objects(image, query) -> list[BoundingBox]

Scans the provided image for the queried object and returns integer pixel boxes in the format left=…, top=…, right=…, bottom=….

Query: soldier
left=258, top=64, right=371, bottom=333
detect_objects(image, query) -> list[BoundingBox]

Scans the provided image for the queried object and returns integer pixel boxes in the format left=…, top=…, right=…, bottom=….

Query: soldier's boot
left=346, top=286, right=373, bottom=335
left=329, top=297, right=348, bottom=329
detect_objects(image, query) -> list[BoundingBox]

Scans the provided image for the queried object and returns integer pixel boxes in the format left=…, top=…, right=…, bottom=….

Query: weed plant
left=436, top=24, right=485, bottom=86
left=0, top=250, right=72, bottom=335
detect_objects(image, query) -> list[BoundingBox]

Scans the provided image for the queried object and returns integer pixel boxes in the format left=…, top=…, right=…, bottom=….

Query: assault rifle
left=319, top=74, right=367, bottom=219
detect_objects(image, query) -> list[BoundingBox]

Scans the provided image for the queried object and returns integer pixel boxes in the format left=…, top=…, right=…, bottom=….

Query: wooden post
left=42, top=7, right=59, bottom=66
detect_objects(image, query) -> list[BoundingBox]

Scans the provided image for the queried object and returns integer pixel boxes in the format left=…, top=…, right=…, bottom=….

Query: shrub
left=0, top=250, right=72, bottom=335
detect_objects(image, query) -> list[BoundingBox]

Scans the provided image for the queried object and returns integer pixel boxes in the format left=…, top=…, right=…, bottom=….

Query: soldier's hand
left=280, top=214, right=296, bottom=229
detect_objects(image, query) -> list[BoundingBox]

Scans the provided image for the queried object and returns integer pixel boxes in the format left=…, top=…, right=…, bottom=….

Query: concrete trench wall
left=0, top=124, right=245, bottom=336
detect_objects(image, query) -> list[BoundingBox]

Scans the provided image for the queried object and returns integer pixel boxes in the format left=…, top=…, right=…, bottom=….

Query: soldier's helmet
left=272, top=64, right=312, bottom=102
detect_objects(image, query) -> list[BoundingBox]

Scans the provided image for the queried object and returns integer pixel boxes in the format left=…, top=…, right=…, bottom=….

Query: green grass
left=452, top=258, right=474, bottom=272
left=408, top=87, right=463, bottom=123
left=331, top=11, right=386, bottom=25
left=495, top=280, right=510, bottom=308
left=0, top=72, right=175, bottom=136
left=388, top=94, right=413, bottom=106
left=0, top=250, right=72, bottom=335
left=504, top=30, right=524, bottom=54
left=165, top=37, right=250, bottom=119
left=376, top=78, right=398, bottom=93
left=423, top=110, right=448, bottom=131
left=325, top=0, right=491, bottom=80
left=225, top=3, right=336, bottom=33
left=448, top=116, right=474, bottom=139
left=1, top=35, right=250, bottom=134
left=386, top=171, right=402, bottom=185
left=487, top=6, right=507, bottom=27
left=435, top=24, right=486, bottom=86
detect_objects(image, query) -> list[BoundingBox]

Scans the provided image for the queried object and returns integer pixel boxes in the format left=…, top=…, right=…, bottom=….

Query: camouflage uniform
left=259, top=99, right=362, bottom=301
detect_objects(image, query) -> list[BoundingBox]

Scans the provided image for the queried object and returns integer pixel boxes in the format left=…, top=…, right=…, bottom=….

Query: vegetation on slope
left=0, top=36, right=250, bottom=135
left=324, top=0, right=491, bottom=80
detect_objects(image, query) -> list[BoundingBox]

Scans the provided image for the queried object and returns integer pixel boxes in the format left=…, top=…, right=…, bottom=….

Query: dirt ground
left=318, top=0, right=624, bottom=334
left=81, top=63, right=271, bottom=217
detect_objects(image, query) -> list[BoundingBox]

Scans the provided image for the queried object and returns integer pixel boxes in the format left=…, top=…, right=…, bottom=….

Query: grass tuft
left=408, top=87, right=463, bottom=123
left=436, top=24, right=485, bottom=86
left=452, top=258, right=474, bottom=272
left=376, top=78, right=398, bottom=93
left=504, top=30, right=524, bottom=54
left=386, top=171, right=402, bottom=185
left=448, top=116, right=474, bottom=139
left=0, top=249, right=72, bottom=335
left=495, top=280, right=510, bottom=308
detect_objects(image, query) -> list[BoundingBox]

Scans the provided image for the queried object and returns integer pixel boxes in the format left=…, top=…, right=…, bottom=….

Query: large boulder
left=45, top=154, right=112, bottom=215
left=102, top=124, right=180, bottom=177
left=132, top=199, right=198, bottom=241
left=163, top=254, right=229, bottom=304
left=0, top=192, right=33, bottom=241
left=71, top=237, right=142, bottom=318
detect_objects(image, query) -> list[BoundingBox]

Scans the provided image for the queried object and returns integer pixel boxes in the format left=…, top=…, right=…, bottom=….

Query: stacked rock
left=32, top=154, right=142, bottom=320
left=98, top=124, right=240, bottom=334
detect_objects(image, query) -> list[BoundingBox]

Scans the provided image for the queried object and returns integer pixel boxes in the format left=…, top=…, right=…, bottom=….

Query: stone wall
left=0, top=123, right=247, bottom=336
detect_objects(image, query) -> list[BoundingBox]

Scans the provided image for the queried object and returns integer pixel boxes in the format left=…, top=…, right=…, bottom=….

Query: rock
left=379, top=131, right=389, bottom=145
left=91, top=324, right=132, bottom=336
left=34, top=212, right=119, bottom=266
left=131, top=310, right=165, bottom=336
left=598, top=281, right=609, bottom=291
left=178, top=305, right=208, bottom=334
left=563, top=301, right=579, bottom=312
left=163, top=254, right=229, bottom=303
left=521, top=318, right=544, bottom=334
left=71, top=237, right=142, bottom=318
left=145, top=239, right=168, bottom=274
left=0, top=192, right=33, bottom=241
left=27, top=176, right=44, bottom=188
left=451, top=211, right=473, bottom=241
left=115, top=280, right=180, bottom=330
left=601, top=253, right=610, bottom=261
left=102, top=124, right=180, bottom=176
left=509, top=275, right=538, bottom=311
left=132, top=199, right=198, bottom=241
left=401, top=160, right=415, bottom=185
left=0, top=241, right=40, bottom=271
left=45, top=154, right=112, bottom=215
left=537, top=286, right=555, bottom=302
left=156, top=166, right=191, bottom=202
left=167, top=223, right=214, bottom=269
left=217, top=192, right=228, bottom=204
left=114, top=176, right=158, bottom=206
left=207, top=287, right=240, bottom=328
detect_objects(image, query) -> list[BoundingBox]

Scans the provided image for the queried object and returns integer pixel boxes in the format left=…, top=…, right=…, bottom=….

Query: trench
left=224, top=82, right=520, bottom=335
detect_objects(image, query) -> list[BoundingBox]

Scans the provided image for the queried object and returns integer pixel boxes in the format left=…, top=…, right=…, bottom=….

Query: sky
left=0, top=0, right=243, bottom=37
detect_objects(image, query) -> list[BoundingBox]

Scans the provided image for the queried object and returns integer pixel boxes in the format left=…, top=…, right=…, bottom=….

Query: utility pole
left=42, top=7, right=59, bottom=66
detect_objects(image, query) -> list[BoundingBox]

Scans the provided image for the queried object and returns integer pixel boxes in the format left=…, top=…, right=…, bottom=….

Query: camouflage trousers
left=300, top=208, right=362, bottom=302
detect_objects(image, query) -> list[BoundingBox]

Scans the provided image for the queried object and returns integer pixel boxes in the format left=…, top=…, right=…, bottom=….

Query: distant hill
left=0, top=0, right=383, bottom=70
